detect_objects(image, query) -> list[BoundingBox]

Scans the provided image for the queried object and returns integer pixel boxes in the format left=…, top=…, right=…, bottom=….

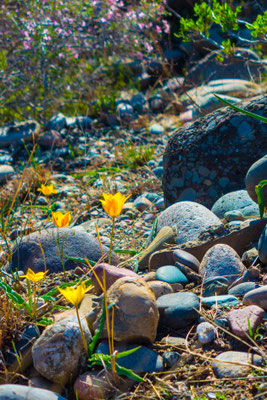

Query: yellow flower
left=100, top=192, right=130, bottom=218
left=58, top=282, right=87, bottom=307
left=52, top=211, right=71, bottom=227
left=21, top=268, right=48, bottom=283
left=37, top=184, right=57, bottom=196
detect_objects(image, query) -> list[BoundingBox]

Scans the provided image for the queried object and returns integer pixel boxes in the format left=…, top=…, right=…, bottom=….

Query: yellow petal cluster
left=37, top=184, right=57, bottom=196
left=21, top=268, right=48, bottom=283
left=52, top=211, right=71, bottom=227
left=100, top=192, right=130, bottom=218
left=58, top=282, right=87, bottom=307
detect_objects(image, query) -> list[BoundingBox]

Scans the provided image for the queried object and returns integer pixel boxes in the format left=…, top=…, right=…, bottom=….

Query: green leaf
left=255, top=180, right=267, bottom=219
left=88, top=304, right=106, bottom=357
left=214, top=94, right=267, bottom=123
left=0, top=280, right=31, bottom=312
left=113, top=249, right=138, bottom=255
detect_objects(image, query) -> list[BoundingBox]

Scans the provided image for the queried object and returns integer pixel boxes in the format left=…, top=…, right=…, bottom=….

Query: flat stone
left=199, top=244, right=246, bottom=284
left=157, top=292, right=199, bottom=330
left=32, top=316, right=91, bottom=384
left=246, top=155, right=267, bottom=204
left=243, top=286, right=267, bottom=310
left=93, top=277, right=159, bottom=343
left=227, top=305, right=265, bottom=338
left=10, top=227, right=119, bottom=274
left=201, top=295, right=239, bottom=308
left=212, top=351, right=264, bottom=378
left=156, top=265, right=188, bottom=285
left=211, top=190, right=258, bottom=219
left=155, top=201, right=223, bottom=245
left=96, top=341, right=164, bottom=374
left=228, top=282, right=260, bottom=297
left=173, top=249, right=200, bottom=272
left=91, top=263, right=140, bottom=294
left=0, top=165, right=15, bottom=182
left=147, top=280, right=173, bottom=299
left=0, top=120, right=41, bottom=147
left=258, top=225, right=267, bottom=264
left=0, top=385, right=67, bottom=400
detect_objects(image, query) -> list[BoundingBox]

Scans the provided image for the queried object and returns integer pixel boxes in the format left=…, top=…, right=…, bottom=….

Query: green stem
left=108, top=217, right=115, bottom=264
left=75, top=306, right=88, bottom=357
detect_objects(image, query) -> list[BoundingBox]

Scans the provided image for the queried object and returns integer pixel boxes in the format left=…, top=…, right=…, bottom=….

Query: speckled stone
left=201, top=295, right=239, bottom=308
left=157, top=292, right=199, bottom=330
left=155, top=201, right=223, bottom=245
left=211, top=190, right=258, bottom=219
left=199, top=244, right=246, bottom=284
left=227, top=305, right=265, bottom=337
left=212, top=351, right=264, bottom=378
left=156, top=265, right=188, bottom=285
left=0, top=385, right=67, bottom=400
left=173, top=249, right=200, bottom=272
left=246, top=155, right=267, bottom=204
left=0, top=165, right=15, bottom=182
left=197, top=322, right=216, bottom=344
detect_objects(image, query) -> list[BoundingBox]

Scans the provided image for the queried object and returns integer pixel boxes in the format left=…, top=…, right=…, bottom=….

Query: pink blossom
left=144, top=42, right=153, bottom=53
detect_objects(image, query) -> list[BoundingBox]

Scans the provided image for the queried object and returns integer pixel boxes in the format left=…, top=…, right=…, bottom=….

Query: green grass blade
left=113, top=249, right=138, bottom=255
left=255, top=180, right=267, bottom=219
left=214, top=94, right=267, bottom=123
left=88, top=304, right=106, bottom=356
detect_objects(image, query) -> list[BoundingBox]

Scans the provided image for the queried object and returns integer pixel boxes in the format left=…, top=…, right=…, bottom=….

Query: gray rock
left=32, top=316, right=92, bottom=384
left=228, top=282, right=260, bottom=297
left=177, top=188, right=196, bottom=202
left=147, top=280, right=173, bottom=299
left=163, top=96, right=267, bottom=208
left=155, top=201, right=223, bottom=245
left=10, top=227, right=119, bottom=274
left=96, top=341, right=164, bottom=374
left=258, top=225, right=267, bottom=264
left=211, top=190, right=258, bottom=219
left=74, top=370, right=114, bottom=400
left=156, top=265, right=188, bottom=285
left=224, top=210, right=245, bottom=222
left=162, top=351, right=180, bottom=368
left=201, top=295, right=239, bottom=308
left=0, top=120, right=41, bottom=147
left=46, top=113, right=66, bottom=131
left=117, top=103, right=134, bottom=120
left=243, top=286, right=267, bottom=310
left=173, top=249, right=200, bottom=272
left=199, top=244, right=246, bottom=284
left=0, top=165, right=14, bottom=182
left=212, top=351, right=264, bottom=378
left=157, top=292, right=199, bottom=330
left=197, top=322, right=216, bottom=344
left=227, top=305, right=265, bottom=338
left=0, top=385, right=67, bottom=400
left=149, top=124, right=164, bottom=135
left=246, top=155, right=267, bottom=204
left=131, top=93, right=148, bottom=113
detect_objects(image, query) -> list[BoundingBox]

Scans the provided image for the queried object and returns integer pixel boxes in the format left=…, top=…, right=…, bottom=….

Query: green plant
left=121, top=142, right=155, bottom=169
left=247, top=318, right=264, bottom=341
left=255, top=180, right=267, bottom=219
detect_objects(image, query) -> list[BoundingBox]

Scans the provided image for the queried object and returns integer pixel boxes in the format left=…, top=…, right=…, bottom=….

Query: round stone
left=227, top=305, right=265, bottom=338
left=147, top=280, right=173, bottom=299
left=0, top=385, right=67, bottom=400
left=246, top=155, right=267, bottom=204
left=0, top=165, right=15, bottom=182
left=243, top=286, right=267, bottom=310
left=156, top=265, right=188, bottom=285
left=173, top=249, right=200, bottom=272
left=199, top=244, right=246, bottom=284
left=212, top=351, right=264, bottom=378
left=197, top=322, right=216, bottom=344
left=228, top=282, right=260, bottom=297
left=211, top=190, right=258, bottom=219
left=258, top=225, right=267, bottom=264
left=157, top=292, right=200, bottom=330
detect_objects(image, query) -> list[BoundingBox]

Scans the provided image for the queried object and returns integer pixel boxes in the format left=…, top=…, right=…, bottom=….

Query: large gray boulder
left=163, top=96, right=267, bottom=208
left=10, top=227, right=119, bottom=274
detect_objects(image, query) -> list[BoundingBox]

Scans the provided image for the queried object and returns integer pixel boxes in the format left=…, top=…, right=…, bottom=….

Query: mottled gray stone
left=243, top=286, right=267, bottom=310
left=246, top=155, right=267, bottom=204
left=96, top=341, right=164, bottom=374
left=163, top=96, right=267, bottom=207
left=155, top=201, right=223, bottom=245
left=199, top=244, right=246, bottom=284
left=197, top=322, right=216, bottom=344
left=212, top=351, right=264, bottom=378
left=10, top=227, right=119, bottom=274
left=211, top=190, right=258, bottom=219
left=0, top=385, right=67, bottom=400
left=173, top=249, right=200, bottom=272
left=258, top=225, right=267, bottom=264
left=157, top=292, right=199, bottom=330
left=228, top=282, right=260, bottom=297
left=32, top=316, right=92, bottom=384
left=227, top=305, right=265, bottom=338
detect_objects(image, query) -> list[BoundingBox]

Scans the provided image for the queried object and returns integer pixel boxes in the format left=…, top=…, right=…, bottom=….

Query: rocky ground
left=0, top=50, right=266, bottom=400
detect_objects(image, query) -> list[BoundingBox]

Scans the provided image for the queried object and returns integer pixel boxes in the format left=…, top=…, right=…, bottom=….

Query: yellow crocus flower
left=100, top=192, right=130, bottom=218
left=21, top=268, right=48, bottom=283
left=58, top=282, right=87, bottom=307
left=37, top=184, right=57, bottom=196
left=52, top=211, right=71, bottom=227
